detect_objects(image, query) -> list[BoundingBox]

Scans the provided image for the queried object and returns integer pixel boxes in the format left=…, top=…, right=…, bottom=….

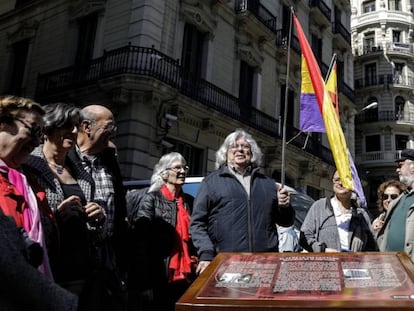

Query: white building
left=351, top=0, right=414, bottom=211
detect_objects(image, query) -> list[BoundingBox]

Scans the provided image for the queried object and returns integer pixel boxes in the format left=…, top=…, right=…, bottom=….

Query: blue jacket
left=190, top=165, right=294, bottom=261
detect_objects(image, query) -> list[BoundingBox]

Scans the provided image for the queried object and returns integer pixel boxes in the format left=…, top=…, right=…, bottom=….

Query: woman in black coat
left=127, top=152, right=196, bottom=311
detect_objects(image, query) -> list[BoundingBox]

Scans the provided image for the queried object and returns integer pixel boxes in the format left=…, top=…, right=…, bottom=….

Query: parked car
left=123, top=176, right=314, bottom=232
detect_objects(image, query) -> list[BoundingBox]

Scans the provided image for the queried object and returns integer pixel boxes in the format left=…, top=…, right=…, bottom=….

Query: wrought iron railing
left=355, top=74, right=414, bottom=88
left=235, top=0, right=277, bottom=33
left=356, top=109, right=414, bottom=124
left=275, top=29, right=301, bottom=55
left=332, top=21, right=351, bottom=44
left=309, top=0, right=331, bottom=21
left=36, top=44, right=333, bottom=164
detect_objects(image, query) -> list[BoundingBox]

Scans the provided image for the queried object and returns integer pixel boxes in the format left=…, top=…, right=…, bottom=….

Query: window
left=363, top=0, right=376, bottom=12
left=75, top=13, right=98, bottom=66
left=363, top=32, right=375, bottom=53
left=8, top=39, right=29, bottom=96
left=175, top=141, right=204, bottom=176
left=395, top=135, right=408, bottom=150
left=311, top=34, right=322, bottom=64
left=364, top=63, right=377, bottom=86
left=392, top=30, right=401, bottom=43
left=394, top=63, right=404, bottom=83
left=389, top=0, right=401, bottom=10
left=365, top=135, right=381, bottom=152
left=395, top=96, right=405, bottom=119
left=280, top=84, right=294, bottom=126
left=182, top=23, right=206, bottom=80
left=239, top=61, right=254, bottom=118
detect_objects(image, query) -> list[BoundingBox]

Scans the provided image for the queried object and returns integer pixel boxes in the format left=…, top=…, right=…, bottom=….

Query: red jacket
left=0, top=173, right=26, bottom=227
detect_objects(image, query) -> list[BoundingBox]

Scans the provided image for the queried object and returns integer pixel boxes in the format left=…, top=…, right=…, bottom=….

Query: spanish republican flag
left=293, top=13, right=353, bottom=190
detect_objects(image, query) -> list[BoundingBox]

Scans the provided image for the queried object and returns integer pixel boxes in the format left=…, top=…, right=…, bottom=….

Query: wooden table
left=176, top=252, right=414, bottom=310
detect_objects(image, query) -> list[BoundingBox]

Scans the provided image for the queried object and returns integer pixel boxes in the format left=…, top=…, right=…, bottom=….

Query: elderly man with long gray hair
left=190, top=129, right=293, bottom=274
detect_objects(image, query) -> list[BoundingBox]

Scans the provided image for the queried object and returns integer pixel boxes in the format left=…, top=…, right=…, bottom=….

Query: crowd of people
left=1, top=94, right=414, bottom=311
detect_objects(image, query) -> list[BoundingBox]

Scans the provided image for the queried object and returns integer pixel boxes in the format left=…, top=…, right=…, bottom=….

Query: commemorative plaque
left=176, top=252, right=414, bottom=310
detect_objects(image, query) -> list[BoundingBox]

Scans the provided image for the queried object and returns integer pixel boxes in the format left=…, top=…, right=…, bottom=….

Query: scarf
left=159, top=184, right=192, bottom=282
left=8, top=168, right=54, bottom=280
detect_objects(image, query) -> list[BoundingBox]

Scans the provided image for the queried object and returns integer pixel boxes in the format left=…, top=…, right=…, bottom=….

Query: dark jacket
left=300, top=197, right=378, bottom=252
left=128, top=190, right=195, bottom=310
left=190, top=165, right=295, bottom=261
left=23, top=146, right=98, bottom=283
left=67, top=146, right=129, bottom=272
left=0, top=208, right=78, bottom=311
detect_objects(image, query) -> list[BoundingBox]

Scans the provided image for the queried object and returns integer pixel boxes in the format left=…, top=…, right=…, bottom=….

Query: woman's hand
left=372, top=219, right=384, bottom=231
left=57, top=195, right=83, bottom=221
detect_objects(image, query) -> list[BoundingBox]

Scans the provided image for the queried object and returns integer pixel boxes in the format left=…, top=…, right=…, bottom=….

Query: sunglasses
left=382, top=193, right=398, bottom=200
left=14, top=118, right=43, bottom=140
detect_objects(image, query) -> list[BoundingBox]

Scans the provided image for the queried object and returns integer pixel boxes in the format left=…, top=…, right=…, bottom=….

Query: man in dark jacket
left=67, top=104, right=128, bottom=310
left=190, top=129, right=293, bottom=274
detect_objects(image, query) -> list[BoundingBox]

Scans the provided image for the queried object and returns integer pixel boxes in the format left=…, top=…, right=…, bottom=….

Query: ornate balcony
left=36, top=44, right=333, bottom=164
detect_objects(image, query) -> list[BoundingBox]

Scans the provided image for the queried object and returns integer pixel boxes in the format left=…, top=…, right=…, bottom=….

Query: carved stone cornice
left=180, top=2, right=217, bottom=37
left=69, top=0, right=106, bottom=20
left=7, top=20, right=39, bottom=46
left=236, top=37, right=264, bottom=68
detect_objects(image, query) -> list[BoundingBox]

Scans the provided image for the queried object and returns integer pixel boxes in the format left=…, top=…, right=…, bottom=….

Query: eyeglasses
left=229, top=144, right=250, bottom=151
left=167, top=165, right=189, bottom=172
left=99, top=124, right=117, bottom=133
left=382, top=193, right=398, bottom=200
left=88, top=120, right=117, bottom=133
left=14, top=118, right=43, bottom=140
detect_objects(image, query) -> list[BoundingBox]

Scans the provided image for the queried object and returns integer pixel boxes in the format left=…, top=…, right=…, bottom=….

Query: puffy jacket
left=190, top=165, right=294, bottom=261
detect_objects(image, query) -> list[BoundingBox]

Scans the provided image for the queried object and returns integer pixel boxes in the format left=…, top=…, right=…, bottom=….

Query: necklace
left=47, top=161, right=65, bottom=174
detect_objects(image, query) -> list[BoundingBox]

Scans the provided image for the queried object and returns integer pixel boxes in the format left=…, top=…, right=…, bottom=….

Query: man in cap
left=376, top=149, right=414, bottom=261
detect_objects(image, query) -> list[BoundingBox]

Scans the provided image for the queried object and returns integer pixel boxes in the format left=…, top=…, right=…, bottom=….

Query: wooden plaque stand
left=176, top=252, right=414, bottom=310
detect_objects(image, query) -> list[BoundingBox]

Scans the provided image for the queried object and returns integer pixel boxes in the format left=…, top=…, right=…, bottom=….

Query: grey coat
left=300, top=197, right=377, bottom=252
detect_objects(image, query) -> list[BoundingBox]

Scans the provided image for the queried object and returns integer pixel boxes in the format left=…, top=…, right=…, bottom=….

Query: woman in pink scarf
left=127, top=152, right=197, bottom=311
left=0, top=95, right=77, bottom=310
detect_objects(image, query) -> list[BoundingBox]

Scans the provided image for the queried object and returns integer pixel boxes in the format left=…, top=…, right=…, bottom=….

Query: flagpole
left=324, top=53, right=337, bottom=82
left=281, top=8, right=294, bottom=187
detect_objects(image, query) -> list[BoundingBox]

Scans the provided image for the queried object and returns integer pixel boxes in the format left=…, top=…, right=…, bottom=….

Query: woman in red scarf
left=128, top=152, right=197, bottom=311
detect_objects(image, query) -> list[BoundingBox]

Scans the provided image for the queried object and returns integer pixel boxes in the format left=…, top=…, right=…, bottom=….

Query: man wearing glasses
left=68, top=104, right=127, bottom=311
left=190, top=129, right=293, bottom=275
left=377, top=149, right=414, bottom=261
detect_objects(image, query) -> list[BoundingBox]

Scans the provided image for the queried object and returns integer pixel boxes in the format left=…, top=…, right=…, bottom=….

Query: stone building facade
left=0, top=0, right=355, bottom=200
left=351, top=0, right=414, bottom=211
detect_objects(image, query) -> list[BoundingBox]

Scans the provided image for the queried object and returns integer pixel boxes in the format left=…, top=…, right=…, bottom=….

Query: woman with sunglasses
left=127, top=152, right=197, bottom=311
left=372, top=180, right=406, bottom=232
